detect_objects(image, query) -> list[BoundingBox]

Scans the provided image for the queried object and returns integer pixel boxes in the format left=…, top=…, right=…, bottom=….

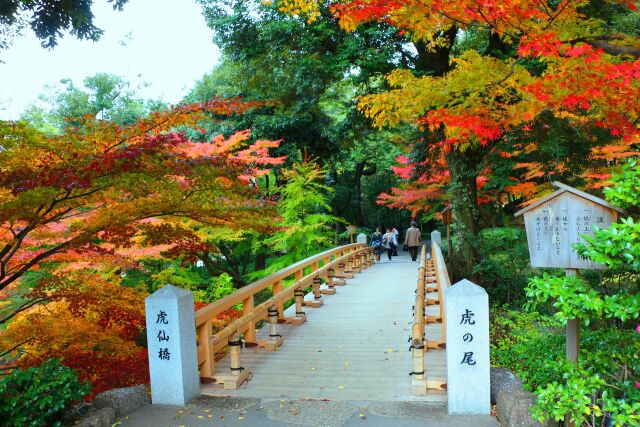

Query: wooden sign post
left=515, top=182, right=622, bottom=363
left=346, top=225, right=356, bottom=244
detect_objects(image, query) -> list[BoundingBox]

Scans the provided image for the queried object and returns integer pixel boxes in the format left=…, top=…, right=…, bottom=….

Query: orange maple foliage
left=279, top=0, right=640, bottom=215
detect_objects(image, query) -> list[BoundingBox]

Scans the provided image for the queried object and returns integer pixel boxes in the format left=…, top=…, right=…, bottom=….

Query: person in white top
left=391, top=227, right=399, bottom=256
left=382, top=228, right=395, bottom=261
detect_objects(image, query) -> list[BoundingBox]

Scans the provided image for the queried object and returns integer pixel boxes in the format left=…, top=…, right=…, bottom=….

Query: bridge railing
left=431, top=240, right=451, bottom=340
left=195, top=243, right=374, bottom=388
left=411, top=238, right=452, bottom=394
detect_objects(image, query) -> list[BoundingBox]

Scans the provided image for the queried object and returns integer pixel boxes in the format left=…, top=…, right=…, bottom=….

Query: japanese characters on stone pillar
left=445, top=279, right=490, bottom=414
left=431, top=230, right=442, bottom=247
left=356, top=233, right=367, bottom=244
left=145, top=285, right=200, bottom=406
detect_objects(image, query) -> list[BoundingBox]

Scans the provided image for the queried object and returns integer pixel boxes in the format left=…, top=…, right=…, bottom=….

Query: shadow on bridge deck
left=201, top=252, right=446, bottom=403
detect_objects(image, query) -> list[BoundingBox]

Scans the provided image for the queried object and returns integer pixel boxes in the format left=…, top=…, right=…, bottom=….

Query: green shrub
left=0, top=359, right=90, bottom=427
left=491, top=309, right=640, bottom=426
left=474, top=227, right=541, bottom=305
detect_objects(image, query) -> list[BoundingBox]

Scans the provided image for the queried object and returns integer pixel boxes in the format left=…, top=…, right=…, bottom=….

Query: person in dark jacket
left=370, top=226, right=383, bottom=261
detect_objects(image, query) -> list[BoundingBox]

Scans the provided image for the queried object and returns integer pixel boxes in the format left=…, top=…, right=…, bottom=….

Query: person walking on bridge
left=382, top=227, right=395, bottom=261
left=404, top=222, right=421, bottom=261
left=370, top=226, right=383, bottom=262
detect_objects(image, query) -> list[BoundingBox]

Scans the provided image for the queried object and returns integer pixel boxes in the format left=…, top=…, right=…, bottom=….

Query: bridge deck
left=201, top=252, right=446, bottom=402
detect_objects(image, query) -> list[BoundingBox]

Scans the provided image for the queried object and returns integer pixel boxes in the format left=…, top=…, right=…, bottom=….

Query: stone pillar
left=356, top=233, right=367, bottom=244
left=145, top=285, right=200, bottom=406
left=445, top=279, right=490, bottom=414
left=431, top=230, right=442, bottom=247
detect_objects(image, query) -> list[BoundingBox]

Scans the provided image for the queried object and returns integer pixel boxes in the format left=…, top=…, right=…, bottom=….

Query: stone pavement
left=119, top=396, right=499, bottom=427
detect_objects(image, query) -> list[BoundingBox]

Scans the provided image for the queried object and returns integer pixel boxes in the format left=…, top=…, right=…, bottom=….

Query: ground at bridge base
left=117, top=396, right=498, bottom=427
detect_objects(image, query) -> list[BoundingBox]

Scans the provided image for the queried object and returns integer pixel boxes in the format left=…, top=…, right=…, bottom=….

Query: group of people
left=370, top=222, right=422, bottom=262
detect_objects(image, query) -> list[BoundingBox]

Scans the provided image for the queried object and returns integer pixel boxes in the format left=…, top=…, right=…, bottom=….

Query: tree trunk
left=254, top=252, right=266, bottom=270
left=445, top=148, right=481, bottom=279
left=354, top=161, right=365, bottom=226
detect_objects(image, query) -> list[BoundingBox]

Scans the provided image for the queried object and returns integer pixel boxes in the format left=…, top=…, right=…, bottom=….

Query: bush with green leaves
left=474, top=227, right=540, bottom=305
left=491, top=309, right=640, bottom=426
left=261, top=159, right=344, bottom=274
left=0, top=359, right=90, bottom=427
left=151, top=267, right=235, bottom=303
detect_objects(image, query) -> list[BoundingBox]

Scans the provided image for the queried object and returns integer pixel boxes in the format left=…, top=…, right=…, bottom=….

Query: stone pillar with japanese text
left=445, top=279, right=490, bottom=414
left=145, top=285, right=200, bottom=406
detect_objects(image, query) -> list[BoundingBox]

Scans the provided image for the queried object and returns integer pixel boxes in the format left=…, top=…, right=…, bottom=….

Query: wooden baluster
left=282, top=273, right=306, bottom=325
left=328, top=267, right=345, bottom=286
left=229, top=332, right=243, bottom=376
left=304, top=276, right=323, bottom=308
left=322, top=269, right=337, bottom=295
left=272, top=280, right=284, bottom=319
left=344, top=258, right=355, bottom=278
left=313, top=276, right=323, bottom=304
left=294, top=288, right=306, bottom=323
left=243, top=295, right=256, bottom=345
left=198, top=321, right=215, bottom=380
left=255, top=305, right=283, bottom=351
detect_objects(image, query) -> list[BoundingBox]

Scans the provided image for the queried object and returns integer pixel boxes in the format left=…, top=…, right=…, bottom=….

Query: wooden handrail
left=195, top=243, right=374, bottom=384
left=195, top=243, right=364, bottom=326
left=411, top=240, right=452, bottom=395
left=431, top=241, right=451, bottom=339
left=411, top=244, right=428, bottom=382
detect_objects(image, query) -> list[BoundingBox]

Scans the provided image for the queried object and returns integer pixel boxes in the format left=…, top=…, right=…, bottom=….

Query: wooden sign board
left=515, top=182, right=622, bottom=270
left=346, top=225, right=356, bottom=236
left=441, top=207, right=453, bottom=225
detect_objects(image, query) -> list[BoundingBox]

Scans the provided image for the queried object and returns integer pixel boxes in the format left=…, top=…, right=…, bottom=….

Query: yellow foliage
left=2, top=302, right=138, bottom=362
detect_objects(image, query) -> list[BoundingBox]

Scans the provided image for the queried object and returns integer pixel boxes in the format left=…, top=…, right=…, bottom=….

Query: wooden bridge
left=194, top=241, right=451, bottom=402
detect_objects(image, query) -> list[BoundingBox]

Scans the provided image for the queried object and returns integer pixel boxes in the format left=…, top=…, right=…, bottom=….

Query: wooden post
left=328, top=267, right=345, bottom=286
left=197, top=321, right=215, bottom=379
left=304, top=277, right=323, bottom=307
left=208, top=331, right=250, bottom=390
left=229, top=332, right=242, bottom=376
left=255, top=305, right=283, bottom=351
left=272, top=280, right=284, bottom=319
left=294, top=288, right=306, bottom=321
left=566, top=268, right=580, bottom=363
left=242, top=295, right=256, bottom=344
left=446, top=223, right=452, bottom=257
